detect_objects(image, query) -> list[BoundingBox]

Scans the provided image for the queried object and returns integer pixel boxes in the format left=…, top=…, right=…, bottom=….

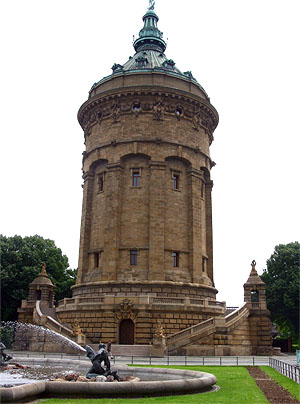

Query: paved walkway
left=7, top=350, right=297, bottom=367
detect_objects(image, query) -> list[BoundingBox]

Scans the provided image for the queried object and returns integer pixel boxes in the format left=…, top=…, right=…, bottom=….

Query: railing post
left=253, top=357, right=254, bottom=366
left=131, top=355, right=133, bottom=365
left=167, top=355, right=169, bottom=365
left=236, top=356, right=238, bottom=366
left=220, top=356, right=222, bottom=365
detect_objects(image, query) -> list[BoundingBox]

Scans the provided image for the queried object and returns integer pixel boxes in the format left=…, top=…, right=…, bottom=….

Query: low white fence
left=269, top=357, right=300, bottom=384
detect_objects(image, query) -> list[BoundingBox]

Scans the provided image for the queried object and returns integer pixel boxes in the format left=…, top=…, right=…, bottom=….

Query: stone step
left=88, top=344, right=151, bottom=357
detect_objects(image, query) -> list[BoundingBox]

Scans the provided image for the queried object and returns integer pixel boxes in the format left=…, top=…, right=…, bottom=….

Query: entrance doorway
left=119, top=319, right=135, bottom=344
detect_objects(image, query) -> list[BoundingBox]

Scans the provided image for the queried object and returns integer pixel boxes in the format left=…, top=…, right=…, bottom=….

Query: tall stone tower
left=57, top=2, right=223, bottom=345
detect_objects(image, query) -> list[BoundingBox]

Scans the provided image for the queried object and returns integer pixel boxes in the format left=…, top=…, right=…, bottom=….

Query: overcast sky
left=1, top=0, right=299, bottom=306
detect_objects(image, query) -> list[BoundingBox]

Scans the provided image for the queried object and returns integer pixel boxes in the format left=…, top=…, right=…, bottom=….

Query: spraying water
left=0, top=321, right=86, bottom=354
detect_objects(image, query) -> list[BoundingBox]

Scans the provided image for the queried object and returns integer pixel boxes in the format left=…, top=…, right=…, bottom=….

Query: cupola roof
left=30, top=262, right=54, bottom=287
left=133, top=7, right=166, bottom=53
left=244, top=260, right=265, bottom=285
left=90, top=1, right=209, bottom=100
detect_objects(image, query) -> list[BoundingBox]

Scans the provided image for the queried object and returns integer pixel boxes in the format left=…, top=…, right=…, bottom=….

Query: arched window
left=251, top=290, right=259, bottom=302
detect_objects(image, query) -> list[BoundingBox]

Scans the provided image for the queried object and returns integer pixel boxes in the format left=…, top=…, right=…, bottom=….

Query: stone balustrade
left=166, top=303, right=250, bottom=350
left=57, top=295, right=225, bottom=311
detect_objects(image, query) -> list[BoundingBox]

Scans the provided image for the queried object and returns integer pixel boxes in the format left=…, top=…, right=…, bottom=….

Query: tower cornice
left=78, top=84, right=218, bottom=143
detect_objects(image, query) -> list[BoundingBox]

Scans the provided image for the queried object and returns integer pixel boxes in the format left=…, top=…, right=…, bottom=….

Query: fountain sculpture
left=85, top=344, right=120, bottom=381
left=0, top=343, right=13, bottom=367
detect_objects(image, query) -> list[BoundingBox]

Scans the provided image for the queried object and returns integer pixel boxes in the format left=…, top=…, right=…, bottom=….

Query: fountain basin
left=0, top=358, right=217, bottom=402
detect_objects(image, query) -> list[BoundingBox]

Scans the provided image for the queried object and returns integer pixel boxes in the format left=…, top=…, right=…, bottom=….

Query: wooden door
left=119, top=319, right=134, bottom=344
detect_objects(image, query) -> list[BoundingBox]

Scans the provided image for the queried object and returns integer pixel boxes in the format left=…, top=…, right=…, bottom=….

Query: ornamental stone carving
left=153, top=98, right=164, bottom=120
left=115, top=298, right=137, bottom=321
left=192, top=111, right=201, bottom=130
left=97, top=110, right=103, bottom=124
left=111, top=102, right=121, bottom=123
left=202, top=117, right=213, bottom=134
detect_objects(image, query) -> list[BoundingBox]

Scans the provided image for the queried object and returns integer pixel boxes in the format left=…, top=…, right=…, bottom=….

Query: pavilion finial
left=148, top=0, right=155, bottom=10
left=250, top=260, right=258, bottom=276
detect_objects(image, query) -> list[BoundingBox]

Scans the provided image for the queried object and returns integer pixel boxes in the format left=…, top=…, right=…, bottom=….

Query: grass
left=260, top=365, right=300, bottom=401
left=39, top=366, right=269, bottom=404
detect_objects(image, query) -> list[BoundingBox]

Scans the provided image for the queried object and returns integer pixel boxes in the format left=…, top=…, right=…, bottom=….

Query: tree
left=0, top=234, right=77, bottom=321
left=261, top=242, right=300, bottom=343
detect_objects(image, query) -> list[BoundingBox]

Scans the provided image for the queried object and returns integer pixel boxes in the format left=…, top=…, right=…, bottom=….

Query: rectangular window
left=130, top=250, right=138, bottom=266
left=94, top=252, right=101, bottom=268
left=98, top=173, right=104, bottom=192
left=202, top=257, right=207, bottom=272
left=172, top=251, right=179, bottom=267
left=173, top=173, right=179, bottom=190
left=132, top=171, right=140, bottom=187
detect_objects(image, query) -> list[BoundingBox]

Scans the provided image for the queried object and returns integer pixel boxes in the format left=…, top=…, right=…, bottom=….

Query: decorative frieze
left=78, top=91, right=218, bottom=139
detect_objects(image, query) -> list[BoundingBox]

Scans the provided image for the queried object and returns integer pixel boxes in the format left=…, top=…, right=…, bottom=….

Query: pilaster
left=148, top=161, right=166, bottom=280
left=205, top=180, right=214, bottom=284
left=187, top=168, right=204, bottom=283
left=77, top=170, right=95, bottom=284
left=102, top=162, right=123, bottom=281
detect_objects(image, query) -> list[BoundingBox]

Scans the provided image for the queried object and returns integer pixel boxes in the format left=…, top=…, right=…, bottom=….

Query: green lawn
left=260, top=365, right=300, bottom=401
left=39, top=366, right=269, bottom=404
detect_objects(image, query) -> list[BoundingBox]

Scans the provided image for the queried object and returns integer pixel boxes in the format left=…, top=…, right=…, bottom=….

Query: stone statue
left=148, top=0, right=155, bottom=10
left=85, top=344, right=119, bottom=381
left=73, top=322, right=84, bottom=337
left=155, top=324, right=166, bottom=338
left=0, top=342, right=13, bottom=366
left=40, top=262, right=47, bottom=275
left=73, top=321, right=86, bottom=346
left=153, top=98, right=164, bottom=120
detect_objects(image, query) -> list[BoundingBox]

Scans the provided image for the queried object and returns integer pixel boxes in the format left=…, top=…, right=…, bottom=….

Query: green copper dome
left=89, top=2, right=209, bottom=99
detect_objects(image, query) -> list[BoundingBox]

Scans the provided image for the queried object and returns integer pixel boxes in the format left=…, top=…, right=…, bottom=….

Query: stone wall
left=76, top=75, right=217, bottom=288
left=56, top=291, right=225, bottom=344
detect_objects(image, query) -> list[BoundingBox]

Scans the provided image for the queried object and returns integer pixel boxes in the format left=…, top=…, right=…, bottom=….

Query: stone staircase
left=34, top=300, right=74, bottom=339
left=166, top=303, right=249, bottom=353
left=89, top=344, right=151, bottom=357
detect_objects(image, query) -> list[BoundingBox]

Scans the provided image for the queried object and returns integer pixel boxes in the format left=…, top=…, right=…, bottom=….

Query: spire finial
left=133, top=0, right=166, bottom=53
left=148, top=0, right=155, bottom=10
left=250, top=260, right=258, bottom=276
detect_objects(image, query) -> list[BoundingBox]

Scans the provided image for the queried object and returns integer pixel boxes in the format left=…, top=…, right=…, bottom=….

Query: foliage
left=261, top=242, right=300, bottom=343
left=0, top=322, right=14, bottom=348
left=0, top=234, right=77, bottom=321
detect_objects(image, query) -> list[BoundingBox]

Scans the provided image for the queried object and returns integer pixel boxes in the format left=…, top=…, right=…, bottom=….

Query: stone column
left=205, top=180, right=214, bottom=284
left=187, top=168, right=204, bottom=283
left=77, top=170, right=95, bottom=284
left=148, top=161, right=166, bottom=281
left=102, top=162, right=123, bottom=281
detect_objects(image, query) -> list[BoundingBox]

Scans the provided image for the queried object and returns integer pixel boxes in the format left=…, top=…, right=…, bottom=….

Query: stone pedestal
left=76, top=334, right=86, bottom=347
left=150, top=337, right=167, bottom=357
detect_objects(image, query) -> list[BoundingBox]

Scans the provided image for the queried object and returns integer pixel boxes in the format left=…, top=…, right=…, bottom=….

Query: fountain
left=0, top=324, right=218, bottom=402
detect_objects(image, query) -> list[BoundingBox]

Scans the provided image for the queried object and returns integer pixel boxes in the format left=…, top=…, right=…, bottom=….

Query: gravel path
left=247, top=366, right=299, bottom=404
